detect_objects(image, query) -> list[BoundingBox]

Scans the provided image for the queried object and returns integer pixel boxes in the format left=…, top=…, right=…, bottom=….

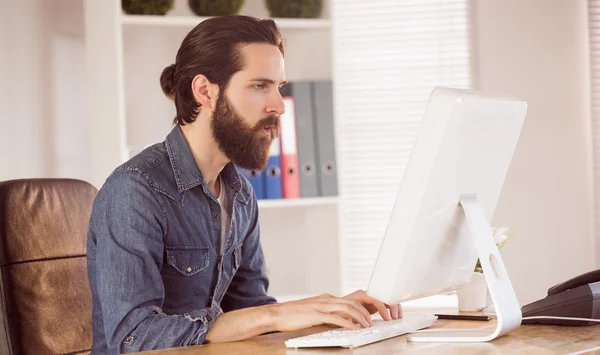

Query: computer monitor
left=366, top=87, right=527, bottom=342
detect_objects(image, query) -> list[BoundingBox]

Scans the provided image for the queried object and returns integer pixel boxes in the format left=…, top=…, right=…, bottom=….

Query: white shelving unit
left=84, top=0, right=341, bottom=299
left=258, top=196, right=338, bottom=209
left=121, top=14, right=331, bottom=29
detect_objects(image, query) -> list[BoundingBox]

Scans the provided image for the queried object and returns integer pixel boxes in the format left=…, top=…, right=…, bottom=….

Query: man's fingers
left=333, top=312, right=355, bottom=323
left=371, top=300, right=391, bottom=321
left=389, top=304, right=400, bottom=320
left=339, top=299, right=372, bottom=323
left=320, top=297, right=372, bottom=324
left=315, top=302, right=370, bottom=328
left=349, top=293, right=391, bottom=321
left=338, top=290, right=403, bottom=322
left=318, top=313, right=361, bottom=330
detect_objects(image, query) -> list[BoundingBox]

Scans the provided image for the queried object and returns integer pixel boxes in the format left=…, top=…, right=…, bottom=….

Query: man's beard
left=210, top=93, right=280, bottom=171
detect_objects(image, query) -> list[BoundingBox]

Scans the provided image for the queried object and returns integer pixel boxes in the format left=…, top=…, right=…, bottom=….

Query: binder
left=281, top=82, right=319, bottom=198
left=279, top=97, right=301, bottom=198
left=312, top=81, right=338, bottom=197
left=238, top=167, right=265, bottom=199
left=264, top=137, right=283, bottom=199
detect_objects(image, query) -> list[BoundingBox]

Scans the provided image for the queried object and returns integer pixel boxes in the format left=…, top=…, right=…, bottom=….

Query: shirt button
left=124, top=335, right=134, bottom=345
left=213, top=214, right=220, bottom=220
left=187, top=267, right=192, bottom=273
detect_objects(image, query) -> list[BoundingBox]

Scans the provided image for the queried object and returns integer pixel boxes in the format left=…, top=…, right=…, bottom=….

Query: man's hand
left=343, top=290, right=402, bottom=321
left=207, top=294, right=370, bottom=343
left=206, top=292, right=402, bottom=343
left=270, top=293, right=374, bottom=332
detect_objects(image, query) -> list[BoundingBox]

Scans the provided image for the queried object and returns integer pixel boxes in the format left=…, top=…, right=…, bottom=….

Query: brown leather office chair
left=0, top=179, right=97, bottom=355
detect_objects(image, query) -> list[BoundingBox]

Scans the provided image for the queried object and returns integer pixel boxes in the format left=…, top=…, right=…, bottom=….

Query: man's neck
left=179, top=122, right=229, bottom=196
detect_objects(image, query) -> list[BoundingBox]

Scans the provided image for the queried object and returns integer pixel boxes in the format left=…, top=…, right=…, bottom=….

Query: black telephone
left=521, top=269, right=600, bottom=326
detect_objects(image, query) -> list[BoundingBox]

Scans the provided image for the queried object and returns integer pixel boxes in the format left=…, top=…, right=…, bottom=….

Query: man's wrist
left=260, top=303, right=281, bottom=333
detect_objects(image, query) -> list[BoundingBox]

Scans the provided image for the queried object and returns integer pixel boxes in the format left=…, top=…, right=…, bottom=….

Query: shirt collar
left=164, top=125, right=248, bottom=202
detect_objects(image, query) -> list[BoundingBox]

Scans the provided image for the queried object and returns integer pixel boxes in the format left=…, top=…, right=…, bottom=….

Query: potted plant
left=188, top=0, right=245, bottom=16
left=264, top=0, right=323, bottom=18
left=121, top=0, right=175, bottom=15
left=456, top=227, right=518, bottom=312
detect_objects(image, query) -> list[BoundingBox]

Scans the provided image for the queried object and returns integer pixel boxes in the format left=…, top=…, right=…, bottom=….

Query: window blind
left=331, top=0, right=473, bottom=294
left=589, top=0, right=600, bottom=265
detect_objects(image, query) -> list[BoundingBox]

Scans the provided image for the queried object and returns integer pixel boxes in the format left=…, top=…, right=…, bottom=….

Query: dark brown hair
left=160, top=15, right=284, bottom=125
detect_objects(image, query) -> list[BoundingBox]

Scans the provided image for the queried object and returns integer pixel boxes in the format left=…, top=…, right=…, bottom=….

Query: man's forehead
left=238, top=43, right=285, bottom=81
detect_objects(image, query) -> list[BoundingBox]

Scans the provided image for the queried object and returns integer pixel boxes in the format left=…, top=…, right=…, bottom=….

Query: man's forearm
left=205, top=304, right=279, bottom=343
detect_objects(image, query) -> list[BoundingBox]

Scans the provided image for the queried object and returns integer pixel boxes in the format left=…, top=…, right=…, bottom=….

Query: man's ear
left=191, top=74, right=219, bottom=110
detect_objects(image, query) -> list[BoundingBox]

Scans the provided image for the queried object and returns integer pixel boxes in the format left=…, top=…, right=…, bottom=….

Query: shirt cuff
left=184, top=306, right=223, bottom=345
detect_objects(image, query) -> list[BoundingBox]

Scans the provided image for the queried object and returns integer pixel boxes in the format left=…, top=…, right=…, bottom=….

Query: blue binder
left=238, top=167, right=265, bottom=199
left=265, top=137, right=283, bottom=199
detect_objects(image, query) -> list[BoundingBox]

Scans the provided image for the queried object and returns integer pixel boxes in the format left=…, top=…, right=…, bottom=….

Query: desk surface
left=137, top=315, right=600, bottom=355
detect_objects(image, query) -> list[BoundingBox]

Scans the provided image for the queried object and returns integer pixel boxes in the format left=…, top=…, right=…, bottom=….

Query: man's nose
left=267, top=90, right=286, bottom=115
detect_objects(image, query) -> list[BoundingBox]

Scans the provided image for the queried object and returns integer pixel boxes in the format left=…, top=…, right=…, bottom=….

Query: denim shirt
left=86, top=125, right=277, bottom=354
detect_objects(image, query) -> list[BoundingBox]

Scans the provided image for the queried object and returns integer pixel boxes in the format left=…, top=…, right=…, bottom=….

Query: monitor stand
left=408, top=194, right=522, bottom=342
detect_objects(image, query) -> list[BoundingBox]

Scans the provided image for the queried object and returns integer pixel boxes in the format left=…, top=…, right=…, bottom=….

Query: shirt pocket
left=162, top=246, right=212, bottom=310
left=166, top=246, right=210, bottom=276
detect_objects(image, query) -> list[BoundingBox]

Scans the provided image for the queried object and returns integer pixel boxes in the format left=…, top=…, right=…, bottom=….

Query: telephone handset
left=547, top=269, right=600, bottom=296
left=521, top=268, right=600, bottom=326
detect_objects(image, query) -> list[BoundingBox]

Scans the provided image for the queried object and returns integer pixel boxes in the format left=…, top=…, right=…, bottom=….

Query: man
left=86, top=15, right=401, bottom=354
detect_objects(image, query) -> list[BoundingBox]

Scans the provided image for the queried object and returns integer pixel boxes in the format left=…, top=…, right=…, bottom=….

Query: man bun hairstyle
left=159, top=63, right=177, bottom=99
left=159, top=15, right=284, bottom=125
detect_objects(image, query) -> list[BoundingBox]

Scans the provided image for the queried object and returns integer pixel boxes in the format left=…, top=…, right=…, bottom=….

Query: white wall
left=473, top=0, right=595, bottom=305
left=0, top=0, right=88, bottom=183
left=1, top=0, right=53, bottom=181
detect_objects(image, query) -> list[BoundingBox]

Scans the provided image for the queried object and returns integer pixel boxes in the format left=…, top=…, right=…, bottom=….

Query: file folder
left=264, top=137, right=283, bottom=199
left=312, top=81, right=338, bottom=197
left=238, top=167, right=265, bottom=199
left=281, top=82, right=319, bottom=198
left=280, top=97, right=301, bottom=198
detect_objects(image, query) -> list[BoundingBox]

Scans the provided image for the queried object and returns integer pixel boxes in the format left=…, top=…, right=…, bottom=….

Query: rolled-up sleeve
left=87, top=169, right=220, bottom=353
left=220, top=192, right=277, bottom=313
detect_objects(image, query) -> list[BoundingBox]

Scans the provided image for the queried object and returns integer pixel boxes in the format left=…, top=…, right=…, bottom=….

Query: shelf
left=258, top=196, right=338, bottom=209
left=121, top=15, right=330, bottom=30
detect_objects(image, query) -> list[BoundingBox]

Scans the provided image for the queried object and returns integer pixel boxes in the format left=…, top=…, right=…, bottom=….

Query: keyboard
left=285, top=314, right=438, bottom=349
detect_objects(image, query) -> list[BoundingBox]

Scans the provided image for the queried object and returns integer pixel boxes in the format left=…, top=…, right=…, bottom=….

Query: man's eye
left=253, top=84, right=266, bottom=90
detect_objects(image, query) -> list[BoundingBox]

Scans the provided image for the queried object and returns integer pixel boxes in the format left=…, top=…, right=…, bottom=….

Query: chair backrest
left=0, top=179, right=97, bottom=355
